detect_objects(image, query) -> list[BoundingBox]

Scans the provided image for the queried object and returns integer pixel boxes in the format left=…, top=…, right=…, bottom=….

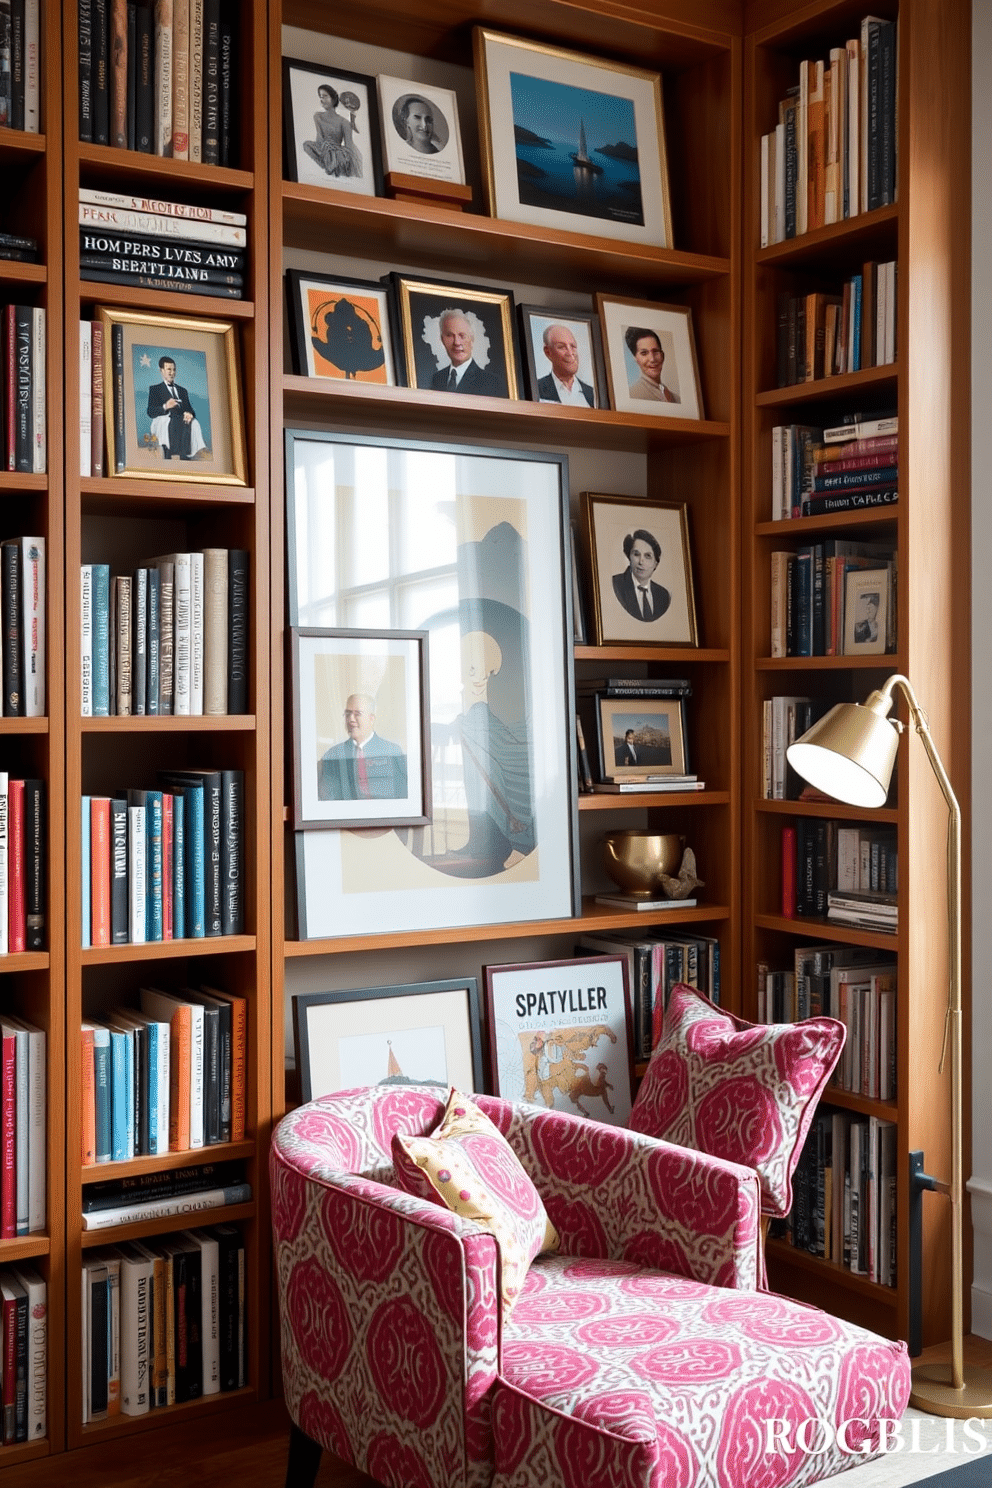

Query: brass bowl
left=603, top=831, right=685, bottom=898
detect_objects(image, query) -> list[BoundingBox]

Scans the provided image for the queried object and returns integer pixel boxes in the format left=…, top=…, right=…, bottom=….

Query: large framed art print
left=286, top=431, right=579, bottom=939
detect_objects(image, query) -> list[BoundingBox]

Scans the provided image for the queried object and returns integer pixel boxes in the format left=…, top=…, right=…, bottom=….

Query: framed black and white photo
left=596, top=295, right=704, bottom=420
left=474, top=27, right=672, bottom=249
left=286, top=270, right=396, bottom=385
left=518, top=305, right=605, bottom=409
left=583, top=492, right=699, bottom=647
left=282, top=58, right=383, bottom=196
left=593, top=693, right=688, bottom=781
left=293, top=978, right=485, bottom=1102
left=287, top=430, right=578, bottom=940
left=483, top=956, right=633, bottom=1125
left=376, top=75, right=465, bottom=185
left=389, top=273, right=520, bottom=399
left=289, top=627, right=431, bottom=831
left=843, top=568, right=891, bottom=656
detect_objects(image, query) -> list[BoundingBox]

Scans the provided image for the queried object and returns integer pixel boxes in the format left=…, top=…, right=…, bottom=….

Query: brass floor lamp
left=787, top=674, right=992, bottom=1417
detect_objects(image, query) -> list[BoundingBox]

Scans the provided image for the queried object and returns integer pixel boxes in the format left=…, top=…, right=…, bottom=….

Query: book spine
left=134, top=0, right=152, bottom=150
left=218, top=3, right=232, bottom=165
left=9, top=0, right=23, bottom=131
left=162, top=792, right=172, bottom=939
left=1, top=542, right=21, bottom=716
left=157, top=562, right=174, bottom=714
left=204, top=779, right=221, bottom=935
left=172, top=791, right=184, bottom=938
left=202, top=549, right=227, bottom=714
left=132, top=567, right=147, bottom=714
left=79, top=0, right=94, bottom=140
left=0, top=775, right=8, bottom=956
left=109, top=0, right=127, bottom=146
left=188, top=0, right=203, bottom=160
left=91, top=319, right=105, bottom=477
left=201, top=0, right=219, bottom=163
left=82, top=1182, right=251, bottom=1231
left=120, top=1257, right=152, bottom=1414
left=79, top=186, right=246, bottom=225
left=147, top=565, right=160, bottom=714
left=91, top=563, right=110, bottom=714
left=78, top=202, right=247, bottom=245
left=29, top=308, right=44, bottom=473
left=171, top=0, right=188, bottom=158
left=80, top=322, right=93, bottom=478
left=189, top=551, right=203, bottom=715
left=8, top=779, right=24, bottom=952
left=23, top=779, right=42, bottom=951
left=172, top=555, right=191, bottom=714
left=127, top=803, right=146, bottom=942
left=20, top=536, right=43, bottom=716
left=126, top=0, right=135, bottom=146
left=112, top=323, right=125, bottom=473
left=153, top=0, right=173, bottom=155
left=110, top=798, right=128, bottom=943
left=226, top=550, right=248, bottom=713
left=148, top=791, right=163, bottom=941
left=79, top=229, right=245, bottom=268
left=92, top=0, right=109, bottom=144
left=114, top=575, right=132, bottom=714
left=14, top=305, right=31, bottom=473
left=80, top=564, right=93, bottom=717
left=189, top=1005, right=204, bottom=1148
left=81, top=1028, right=96, bottom=1165
left=90, top=798, right=111, bottom=946
left=93, top=1028, right=111, bottom=1162
left=781, top=824, right=796, bottom=918
left=221, top=769, right=242, bottom=935
left=169, top=1006, right=191, bottom=1150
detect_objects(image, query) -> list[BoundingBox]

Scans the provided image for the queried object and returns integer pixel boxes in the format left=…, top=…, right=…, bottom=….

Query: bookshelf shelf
left=756, top=203, right=898, bottom=269
left=821, top=1090, right=899, bottom=1122
left=0, top=1236, right=52, bottom=1262
left=0, top=474, right=47, bottom=493
left=80, top=716, right=257, bottom=734
left=755, top=364, right=897, bottom=409
left=0, top=127, right=46, bottom=163
left=756, top=799, right=899, bottom=824
left=79, top=479, right=256, bottom=513
left=765, top=1238, right=898, bottom=1306
left=0, top=262, right=46, bottom=286
left=80, top=1141, right=256, bottom=1183
left=574, top=646, right=731, bottom=664
left=754, top=913, right=898, bottom=953
left=74, top=283, right=255, bottom=319
left=0, top=718, right=49, bottom=735
left=0, top=953, right=50, bottom=973
left=579, top=790, right=730, bottom=810
left=79, top=936, right=256, bottom=966
left=76, top=145, right=253, bottom=196
left=756, top=654, right=902, bottom=671
left=77, top=1385, right=254, bottom=1441
left=755, top=509, right=898, bottom=537
left=80, top=1200, right=255, bottom=1250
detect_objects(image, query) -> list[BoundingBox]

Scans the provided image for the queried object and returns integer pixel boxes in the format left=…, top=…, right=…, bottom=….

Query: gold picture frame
left=596, top=295, right=705, bottom=421
left=388, top=272, right=521, bottom=399
left=96, top=306, right=247, bottom=485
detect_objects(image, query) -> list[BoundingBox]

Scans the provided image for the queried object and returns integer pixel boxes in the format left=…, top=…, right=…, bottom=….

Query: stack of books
left=80, top=1224, right=246, bottom=1422
left=827, top=889, right=898, bottom=934
left=0, top=233, right=39, bottom=266
left=780, top=819, right=898, bottom=926
left=2, top=306, right=46, bottom=474
left=78, top=189, right=247, bottom=300
left=761, top=695, right=832, bottom=799
left=0, top=2, right=41, bottom=133
left=771, top=413, right=898, bottom=521
left=0, top=1015, right=45, bottom=1236
left=576, top=930, right=721, bottom=1061
left=759, top=14, right=897, bottom=245
left=80, top=549, right=249, bottom=717
left=0, top=1265, right=46, bottom=1443
left=78, top=0, right=237, bottom=163
left=775, top=261, right=896, bottom=386
left=81, top=987, right=247, bottom=1164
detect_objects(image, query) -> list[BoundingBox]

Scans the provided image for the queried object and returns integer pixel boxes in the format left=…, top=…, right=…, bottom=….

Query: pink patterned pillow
left=629, top=984, right=845, bottom=1216
left=392, top=1088, right=559, bottom=1318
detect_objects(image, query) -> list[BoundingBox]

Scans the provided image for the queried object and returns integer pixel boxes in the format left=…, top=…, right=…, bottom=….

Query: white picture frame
left=596, top=294, right=705, bottom=420
left=376, top=75, right=466, bottom=185
left=843, top=567, right=891, bottom=655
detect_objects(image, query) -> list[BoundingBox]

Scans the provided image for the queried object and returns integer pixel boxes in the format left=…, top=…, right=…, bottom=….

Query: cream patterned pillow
left=391, top=1088, right=559, bottom=1318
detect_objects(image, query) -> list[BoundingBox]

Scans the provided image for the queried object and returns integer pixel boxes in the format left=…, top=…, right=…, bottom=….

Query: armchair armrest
left=476, top=1098, right=763, bottom=1292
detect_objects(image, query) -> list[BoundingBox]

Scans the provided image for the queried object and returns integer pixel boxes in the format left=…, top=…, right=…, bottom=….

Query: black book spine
left=79, top=255, right=244, bottom=289
left=82, top=1158, right=242, bottom=1211
left=812, top=819, right=829, bottom=917
left=218, top=3, right=233, bottom=165
left=214, top=1226, right=239, bottom=1390
left=79, top=229, right=246, bottom=269
left=147, top=564, right=160, bottom=714
left=134, top=0, right=152, bottom=151
left=215, top=1000, right=231, bottom=1142
left=125, top=0, right=135, bottom=148
left=112, top=323, right=125, bottom=472
left=132, top=567, right=147, bottom=714
left=879, top=21, right=896, bottom=207
left=110, top=797, right=128, bottom=942
left=131, top=1019, right=146, bottom=1156
left=202, top=1005, right=220, bottom=1144
left=10, top=0, right=24, bottom=131
left=92, top=0, right=109, bottom=145
left=226, top=549, right=248, bottom=713
left=866, top=21, right=882, bottom=212
left=811, top=542, right=825, bottom=656
left=220, top=769, right=242, bottom=935
left=776, top=293, right=790, bottom=388
left=14, top=305, right=31, bottom=473
left=13, top=1289, right=26, bottom=1442
left=205, top=777, right=222, bottom=934
left=23, top=778, right=42, bottom=949
left=2, top=541, right=21, bottom=717
left=201, top=0, right=220, bottom=164
left=79, top=264, right=244, bottom=299
left=78, top=0, right=94, bottom=139
left=90, top=1273, right=109, bottom=1415
left=0, top=2, right=11, bottom=127
left=185, top=1246, right=203, bottom=1400
left=172, top=1249, right=190, bottom=1403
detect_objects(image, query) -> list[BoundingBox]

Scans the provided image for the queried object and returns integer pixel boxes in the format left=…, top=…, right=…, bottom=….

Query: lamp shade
left=786, top=695, right=900, bottom=809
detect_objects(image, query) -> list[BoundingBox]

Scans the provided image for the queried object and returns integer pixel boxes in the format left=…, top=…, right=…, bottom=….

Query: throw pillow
left=391, top=1088, right=559, bottom=1317
left=629, top=983, right=845, bottom=1216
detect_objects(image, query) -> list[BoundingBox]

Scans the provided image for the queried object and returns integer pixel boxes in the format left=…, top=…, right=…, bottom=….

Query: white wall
left=969, top=0, right=992, bottom=1339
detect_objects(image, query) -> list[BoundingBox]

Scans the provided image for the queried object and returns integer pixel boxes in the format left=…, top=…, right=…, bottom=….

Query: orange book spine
left=168, top=1006, right=192, bottom=1151
left=90, top=798, right=111, bottom=947
left=81, top=1027, right=96, bottom=1165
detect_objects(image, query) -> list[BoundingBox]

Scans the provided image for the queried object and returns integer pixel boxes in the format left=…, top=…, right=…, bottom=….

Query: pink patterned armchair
left=271, top=1085, right=910, bottom=1488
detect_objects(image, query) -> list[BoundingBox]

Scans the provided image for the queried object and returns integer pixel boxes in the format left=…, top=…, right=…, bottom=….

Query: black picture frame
left=387, top=272, right=521, bottom=399
left=517, top=304, right=607, bottom=409
left=285, top=269, right=396, bottom=385
left=282, top=58, right=384, bottom=196
left=592, top=692, right=689, bottom=781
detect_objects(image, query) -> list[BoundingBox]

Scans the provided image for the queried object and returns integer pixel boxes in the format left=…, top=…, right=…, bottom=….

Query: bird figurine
left=657, top=846, right=704, bottom=900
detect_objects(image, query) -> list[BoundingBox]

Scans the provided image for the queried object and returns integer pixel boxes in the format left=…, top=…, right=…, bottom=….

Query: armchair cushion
left=392, top=1088, right=560, bottom=1318
left=629, top=983, right=845, bottom=1216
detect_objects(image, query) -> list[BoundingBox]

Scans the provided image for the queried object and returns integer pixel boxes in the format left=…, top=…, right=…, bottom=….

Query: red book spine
left=162, top=792, right=173, bottom=940
left=0, top=1031, right=15, bottom=1238
left=90, top=798, right=111, bottom=946
left=4, top=308, right=16, bottom=472
left=812, top=450, right=899, bottom=476
left=781, top=824, right=797, bottom=919
left=7, top=780, right=25, bottom=953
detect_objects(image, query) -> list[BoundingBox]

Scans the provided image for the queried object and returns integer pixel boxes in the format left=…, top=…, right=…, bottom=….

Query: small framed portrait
left=388, top=273, right=520, bottom=399
left=376, top=75, right=465, bottom=185
left=582, top=492, right=699, bottom=647
left=596, top=295, right=704, bottom=421
left=843, top=568, right=891, bottom=656
left=285, top=270, right=395, bottom=385
left=473, top=27, right=672, bottom=249
left=593, top=693, right=688, bottom=781
left=95, top=306, right=245, bottom=484
left=282, top=58, right=383, bottom=196
left=518, top=305, right=605, bottom=410
left=483, top=955, right=633, bottom=1125
left=289, top=626, right=431, bottom=831
left=293, top=978, right=485, bottom=1103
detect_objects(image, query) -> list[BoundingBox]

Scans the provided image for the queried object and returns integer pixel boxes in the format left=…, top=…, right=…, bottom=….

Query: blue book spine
left=91, top=564, right=111, bottom=716
left=147, top=791, right=163, bottom=941
left=172, top=792, right=185, bottom=940
left=146, top=1022, right=158, bottom=1153
left=852, top=277, right=863, bottom=371
left=93, top=1028, right=111, bottom=1162
left=110, top=1028, right=128, bottom=1162
left=81, top=796, right=91, bottom=948
left=186, top=786, right=206, bottom=938
left=813, top=466, right=899, bottom=493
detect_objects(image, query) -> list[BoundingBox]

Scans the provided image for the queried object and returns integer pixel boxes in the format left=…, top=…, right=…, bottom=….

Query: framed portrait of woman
left=376, top=75, right=466, bottom=186
left=582, top=492, right=699, bottom=647
left=596, top=295, right=704, bottom=420
left=283, top=59, right=384, bottom=196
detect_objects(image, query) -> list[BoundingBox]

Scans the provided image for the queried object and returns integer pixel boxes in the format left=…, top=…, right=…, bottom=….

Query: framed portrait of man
left=388, top=273, right=521, bottom=399
left=518, top=305, right=606, bottom=409
left=582, top=492, right=699, bottom=647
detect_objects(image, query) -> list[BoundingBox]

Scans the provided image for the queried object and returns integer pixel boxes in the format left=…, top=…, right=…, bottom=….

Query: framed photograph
left=290, top=627, right=431, bottom=831
left=473, top=27, right=672, bottom=249
left=286, top=270, right=396, bottom=385
left=376, top=75, right=465, bottom=185
left=596, top=295, right=704, bottom=421
left=389, top=273, right=520, bottom=399
left=518, top=305, right=605, bottom=409
left=96, top=306, right=246, bottom=484
left=282, top=58, right=383, bottom=196
left=287, top=430, right=578, bottom=940
left=483, top=955, right=633, bottom=1126
left=843, top=567, right=891, bottom=656
left=582, top=492, right=699, bottom=647
left=293, top=978, right=485, bottom=1102
left=594, top=693, right=688, bottom=781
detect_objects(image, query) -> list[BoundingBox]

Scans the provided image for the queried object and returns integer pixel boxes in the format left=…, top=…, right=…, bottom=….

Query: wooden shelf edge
left=574, top=645, right=730, bottom=663
left=80, top=1200, right=255, bottom=1248
left=0, top=127, right=46, bottom=158
left=76, top=145, right=253, bottom=193
left=0, top=261, right=46, bottom=284
left=80, top=1140, right=256, bottom=1184
left=765, top=1238, right=898, bottom=1304
left=755, top=799, right=898, bottom=823
left=77, top=1384, right=256, bottom=1440
left=0, top=718, right=49, bottom=735
left=80, top=477, right=255, bottom=506
left=818, top=1089, right=899, bottom=1121
left=754, top=913, right=898, bottom=951
left=0, top=1235, right=51, bottom=1260
left=755, top=654, right=902, bottom=671
left=754, top=205, right=898, bottom=267
left=74, top=282, right=255, bottom=319
left=0, top=474, right=47, bottom=493
left=80, top=935, right=256, bottom=965
left=81, top=715, right=256, bottom=733
left=755, top=507, right=900, bottom=537
left=579, top=790, right=730, bottom=809
left=755, top=363, right=897, bottom=409
left=0, top=952, right=50, bottom=973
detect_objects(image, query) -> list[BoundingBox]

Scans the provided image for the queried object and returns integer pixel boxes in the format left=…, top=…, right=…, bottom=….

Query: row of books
left=761, top=695, right=830, bottom=801
left=82, top=985, right=246, bottom=1165
left=78, top=0, right=238, bottom=165
left=81, top=770, right=244, bottom=948
left=771, top=418, right=898, bottom=521
left=0, top=1014, right=45, bottom=1237
left=81, top=1223, right=246, bottom=1422
left=758, top=14, right=897, bottom=246
left=0, top=536, right=44, bottom=717
left=577, top=931, right=720, bottom=1062
left=79, top=187, right=247, bottom=300
left=776, top=262, right=897, bottom=387
left=80, top=549, right=249, bottom=717
left=778, top=1110, right=897, bottom=1286
left=0, top=1264, right=46, bottom=1444
left=781, top=821, right=898, bottom=933
left=0, top=777, right=44, bottom=955
left=0, top=1, right=40, bottom=132
left=769, top=542, right=896, bottom=658
left=0, top=231, right=39, bottom=266
left=2, top=304, right=45, bottom=474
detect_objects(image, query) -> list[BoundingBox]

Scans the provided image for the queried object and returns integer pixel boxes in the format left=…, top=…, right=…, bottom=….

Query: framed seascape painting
left=474, top=27, right=672, bottom=249
left=282, top=59, right=384, bottom=196
left=285, top=270, right=396, bottom=385
left=582, top=492, right=699, bottom=647
left=293, top=978, right=485, bottom=1102
left=286, top=430, right=579, bottom=940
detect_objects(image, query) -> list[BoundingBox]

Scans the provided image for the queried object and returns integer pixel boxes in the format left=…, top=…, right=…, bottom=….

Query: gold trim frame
left=583, top=492, right=699, bottom=647
left=474, top=27, right=672, bottom=249
left=97, top=306, right=247, bottom=484
left=596, top=295, right=705, bottom=421
left=390, top=273, right=521, bottom=399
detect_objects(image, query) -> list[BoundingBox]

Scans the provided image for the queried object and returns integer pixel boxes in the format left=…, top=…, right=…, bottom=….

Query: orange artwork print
left=306, top=290, right=389, bottom=382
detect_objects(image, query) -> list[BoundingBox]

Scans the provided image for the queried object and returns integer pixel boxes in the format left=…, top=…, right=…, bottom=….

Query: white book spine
left=0, top=773, right=8, bottom=957
left=78, top=203, right=247, bottom=246
left=25, top=1027, right=44, bottom=1231
left=189, top=1003, right=204, bottom=1147
left=760, top=133, right=769, bottom=249
left=80, top=565, right=93, bottom=718
left=189, top=551, right=203, bottom=715
left=80, top=1182, right=251, bottom=1229
left=21, top=536, right=45, bottom=717
left=154, top=0, right=174, bottom=156
left=771, top=425, right=784, bottom=521
left=128, top=805, right=147, bottom=943
left=11, top=1026, right=28, bottom=1233
left=846, top=40, right=860, bottom=217
left=80, top=322, right=93, bottom=478
left=11, top=1267, right=46, bottom=1438
left=31, top=308, right=45, bottom=473
left=23, top=0, right=40, bottom=132
left=187, top=1229, right=220, bottom=1393
left=171, top=554, right=191, bottom=715
left=120, top=1254, right=153, bottom=1415
left=78, top=186, right=247, bottom=226
left=189, top=0, right=204, bottom=162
